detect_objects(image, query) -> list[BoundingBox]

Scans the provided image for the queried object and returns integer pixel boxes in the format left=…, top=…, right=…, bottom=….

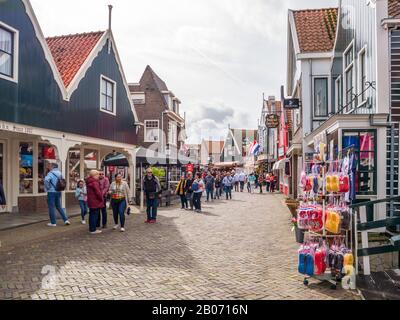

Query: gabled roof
left=389, top=0, right=400, bottom=18
left=46, top=31, right=105, bottom=87
left=142, top=65, right=169, bottom=92
left=292, top=8, right=338, bottom=53
left=203, top=140, right=224, bottom=154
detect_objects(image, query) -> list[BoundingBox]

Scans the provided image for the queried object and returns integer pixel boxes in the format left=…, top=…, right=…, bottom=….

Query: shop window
left=84, top=149, right=98, bottom=177
left=68, top=149, right=81, bottom=190
left=19, top=142, right=33, bottom=194
left=314, top=78, right=328, bottom=117
left=343, top=130, right=376, bottom=195
left=38, top=144, right=57, bottom=193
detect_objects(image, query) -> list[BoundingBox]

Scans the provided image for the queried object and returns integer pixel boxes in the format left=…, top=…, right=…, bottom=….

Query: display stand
left=300, top=161, right=353, bottom=290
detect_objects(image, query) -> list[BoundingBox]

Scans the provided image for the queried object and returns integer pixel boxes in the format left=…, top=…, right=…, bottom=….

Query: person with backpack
left=75, top=180, right=88, bottom=224
left=44, top=163, right=70, bottom=227
left=222, top=172, right=234, bottom=200
left=184, top=172, right=195, bottom=211
left=85, top=170, right=104, bottom=234
left=142, top=168, right=162, bottom=224
left=175, top=174, right=188, bottom=210
left=204, top=172, right=215, bottom=202
left=192, top=173, right=205, bottom=213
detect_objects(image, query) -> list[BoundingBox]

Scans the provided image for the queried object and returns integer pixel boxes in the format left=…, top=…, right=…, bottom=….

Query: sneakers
left=120, top=228, right=126, bottom=232
left=113, top=225, right=119, bottom=230
left=149, top=220, right=157, bottom=224
left=145, top=220, right=151, bottom=224
left=81, top=220, right=86, bottom=225
left=47, top=223, right=57, bottom=227
left=90, top=230, right=102, bottom=235
left=65, top=220, right=71, bottom=226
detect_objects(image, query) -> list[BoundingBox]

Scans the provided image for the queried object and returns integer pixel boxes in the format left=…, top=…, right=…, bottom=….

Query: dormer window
left=100, top=75, right=116, bottom=115
left=0, top=22, right=19, bottom=82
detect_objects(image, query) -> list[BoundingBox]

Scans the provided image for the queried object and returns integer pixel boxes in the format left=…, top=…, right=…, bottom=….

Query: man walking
left=238, top=171, right=246, bottom=192
left=44, top=163, right=70, bottom=227
left=98, top=171, right=110, bottom=229
left=185, top=172, right=194, bottom=211
left=222, top=172, right=234, bottom=200
left=233, top=171, right=239, bottom=192
left=142, top=168, right=162, bottom=224
left=204, top=172, right=215, bottom=202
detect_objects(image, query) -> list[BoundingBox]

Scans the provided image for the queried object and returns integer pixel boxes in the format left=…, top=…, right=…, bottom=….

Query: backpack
left=51, top=172, right=66, bottom=192
left=191, top=181, right=200, bottom=192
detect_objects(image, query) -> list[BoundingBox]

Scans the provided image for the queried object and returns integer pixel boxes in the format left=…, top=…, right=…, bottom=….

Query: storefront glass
left=84, top=149, right=98, bottom=177
left=38, top=143, right=57, bottom=193
left=343, top=130, right=377, bottom=195
left=19, top=142, right=33, bottom=194
left=68, top=149, right=81, bottom=190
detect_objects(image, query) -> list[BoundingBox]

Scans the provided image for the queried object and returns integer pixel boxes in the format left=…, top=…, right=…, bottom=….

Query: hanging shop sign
left=278, top=147, right=285, bottom=157
left=187, top=164, right=194, bottom=172
left=265, top=114, right=279, bottom=128
left=284, top=98, right=300, bottom=109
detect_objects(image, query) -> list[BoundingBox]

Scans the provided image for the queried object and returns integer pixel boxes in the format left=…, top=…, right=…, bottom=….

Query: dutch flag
left=249, top=140, right=260, bottom=155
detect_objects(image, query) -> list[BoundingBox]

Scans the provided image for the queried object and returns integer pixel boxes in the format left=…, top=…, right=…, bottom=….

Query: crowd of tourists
left=31, top=163, right=278, bottom=234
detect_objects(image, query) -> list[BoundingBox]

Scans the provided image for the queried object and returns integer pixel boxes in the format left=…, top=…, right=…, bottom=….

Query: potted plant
left=285, top=197, right=299, bottom=218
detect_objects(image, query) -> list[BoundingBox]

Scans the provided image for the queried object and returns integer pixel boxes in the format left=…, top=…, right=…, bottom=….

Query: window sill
left=100, top=108, right=116, bottom=116
left=0, top=73, right=18, bottom=83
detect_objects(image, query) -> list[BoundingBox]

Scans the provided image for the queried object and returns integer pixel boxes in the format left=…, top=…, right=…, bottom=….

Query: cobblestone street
left=0, top=192, right=359, bottom=300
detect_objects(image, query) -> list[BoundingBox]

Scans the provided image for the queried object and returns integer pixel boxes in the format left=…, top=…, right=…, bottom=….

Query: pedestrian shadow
left=198, top=211, right=220, bottom=217
left=0, top=213, right=198, bottom=299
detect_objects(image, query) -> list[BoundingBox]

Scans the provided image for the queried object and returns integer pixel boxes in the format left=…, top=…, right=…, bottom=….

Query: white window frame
left=168, top=121, right=178, bottom=146
left=358, top=45, right=368, bottom=108
left=343, top=40, right=356, bottom=114
left=335, top=75, right=342, bottom=113
left=99, top=75, right=117, bottom=116
left=144, top=120, right=160, bottom=143
left=0, top=21, right=19, bottom=83
left=313, top=76, right=329, bottom=119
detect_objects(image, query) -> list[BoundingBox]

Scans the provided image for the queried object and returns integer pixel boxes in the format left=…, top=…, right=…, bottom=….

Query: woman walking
left=258, top=173, right=265, bottom=194
left=75, top=180, right=88, bottom=224
left=248, top=173, right=256, bottom=194
left=215, top=173, right=222, bottom=200
left=176, top=175, right=188, bottom=210
left=109, top=173, right=130, bottom=232
left=85, top=170, right=104, bottom=235
left=192, top=173, right=205, bottom=213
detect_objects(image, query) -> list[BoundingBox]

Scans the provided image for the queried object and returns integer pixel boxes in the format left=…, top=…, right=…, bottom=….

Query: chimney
left=108, top=5, right=113, bottom=31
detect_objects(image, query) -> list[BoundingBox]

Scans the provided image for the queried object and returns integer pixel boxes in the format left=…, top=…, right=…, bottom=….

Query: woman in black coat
left=0, top=182, right=6, bottom=209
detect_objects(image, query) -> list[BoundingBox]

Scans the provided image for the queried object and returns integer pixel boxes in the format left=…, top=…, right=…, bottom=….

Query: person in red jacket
left=85, top=170, right=104, bottom=235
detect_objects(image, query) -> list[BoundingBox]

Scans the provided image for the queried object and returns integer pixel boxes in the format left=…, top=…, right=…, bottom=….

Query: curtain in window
left=0, top=28, right=12, bottom=76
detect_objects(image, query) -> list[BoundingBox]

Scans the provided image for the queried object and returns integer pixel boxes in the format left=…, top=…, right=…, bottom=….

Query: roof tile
left=293, top=8, right=338, bottom=53
left=389, top=0, right=400, bottom=18
left=46, top=31, right=105, bottom=87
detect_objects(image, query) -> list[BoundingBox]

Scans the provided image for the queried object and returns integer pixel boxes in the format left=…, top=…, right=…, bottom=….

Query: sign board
left=108, top=166, right=116, bottom=173
left=187, top=164, right=194, bottom=173
left=265, top=114, right=279, bottom=128
left=284, top=98, right=300, bottom=109
left=278, top=147, right=285, bottom=157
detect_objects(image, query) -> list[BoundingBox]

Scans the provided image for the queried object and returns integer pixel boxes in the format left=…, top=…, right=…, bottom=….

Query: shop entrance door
left=0, top=141, right=6, bottom=213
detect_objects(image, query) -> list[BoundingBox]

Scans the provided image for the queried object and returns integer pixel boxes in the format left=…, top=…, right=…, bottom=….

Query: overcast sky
left=31, top=0, right=337, bottom=144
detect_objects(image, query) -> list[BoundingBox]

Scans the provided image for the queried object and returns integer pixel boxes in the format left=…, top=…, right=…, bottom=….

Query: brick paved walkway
left=0, top=192, right=359, bottom=300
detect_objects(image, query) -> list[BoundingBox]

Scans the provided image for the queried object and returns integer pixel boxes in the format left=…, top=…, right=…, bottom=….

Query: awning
left=286, top=143, right=302, bottom=156
left=103, top=153, right=129, bottom=167
left=273, top=159, right=286, bottom=171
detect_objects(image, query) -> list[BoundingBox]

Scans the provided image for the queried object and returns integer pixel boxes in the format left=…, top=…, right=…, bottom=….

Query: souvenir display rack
left=297, top=160, right=354, bottom=290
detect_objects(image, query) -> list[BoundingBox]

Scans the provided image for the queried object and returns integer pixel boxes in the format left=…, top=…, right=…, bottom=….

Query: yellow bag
left=325, top=210, right=341, bottom=234
left=344, top=253, right=354, bottom=266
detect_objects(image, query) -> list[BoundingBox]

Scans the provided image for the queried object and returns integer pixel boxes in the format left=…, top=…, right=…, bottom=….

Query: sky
left=31, top=0, right=337, bottom=144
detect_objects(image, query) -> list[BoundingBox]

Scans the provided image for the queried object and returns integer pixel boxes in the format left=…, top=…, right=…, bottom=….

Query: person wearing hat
left=142, top=168, right=162, bottom=224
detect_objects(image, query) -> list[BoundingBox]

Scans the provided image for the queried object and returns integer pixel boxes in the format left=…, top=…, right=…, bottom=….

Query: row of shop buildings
left=0, top=0, right=190, bottom=214
left=257, top=0, right=400, bottom=222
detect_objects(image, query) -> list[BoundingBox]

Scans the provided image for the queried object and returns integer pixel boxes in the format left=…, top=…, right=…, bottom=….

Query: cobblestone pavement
left=0, top=192, right=359, bottom=300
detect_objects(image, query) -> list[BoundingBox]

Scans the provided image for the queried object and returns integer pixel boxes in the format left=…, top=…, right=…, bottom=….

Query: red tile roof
left=46, top=31, right=105, bottom=87
left=293, top=8, right=338, bottom=53
left=389, top=0, right=400, bottom=18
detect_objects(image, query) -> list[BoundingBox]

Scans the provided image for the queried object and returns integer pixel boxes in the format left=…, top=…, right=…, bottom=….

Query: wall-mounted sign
left=284, top=98, right=300, bottom=109
left=265, top=114, right=279, bottom=128
left=278, top=147, right=285, bottom=157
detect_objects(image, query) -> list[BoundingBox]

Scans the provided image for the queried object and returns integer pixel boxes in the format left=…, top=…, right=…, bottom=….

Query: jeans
left=79, top=200, right=87, bottom=221
left=225, top=186, right=232, bottom=200
left=193, top=192, right=202, bottom=211
left=97, top=198, right=108, bottom=228
left=215, top=187, right=221, bottom=199
left=247, top=183, right=251, bottom=193
left=146, top=198, right=159, bottom=221
left=180, top=195, right=188, bottom=209
left=89, top=208, right=100, bottom=232
left=240, top=181, right=245, bottom=192
left=112, top=199, right=127, bottom=228
left=47, top=192, right=69, bottom=225
left=206, top=188, right=214, bottom=201
left=259, top=184, right=263, bottom=194
left=187, top=192, right=194, bottom=210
